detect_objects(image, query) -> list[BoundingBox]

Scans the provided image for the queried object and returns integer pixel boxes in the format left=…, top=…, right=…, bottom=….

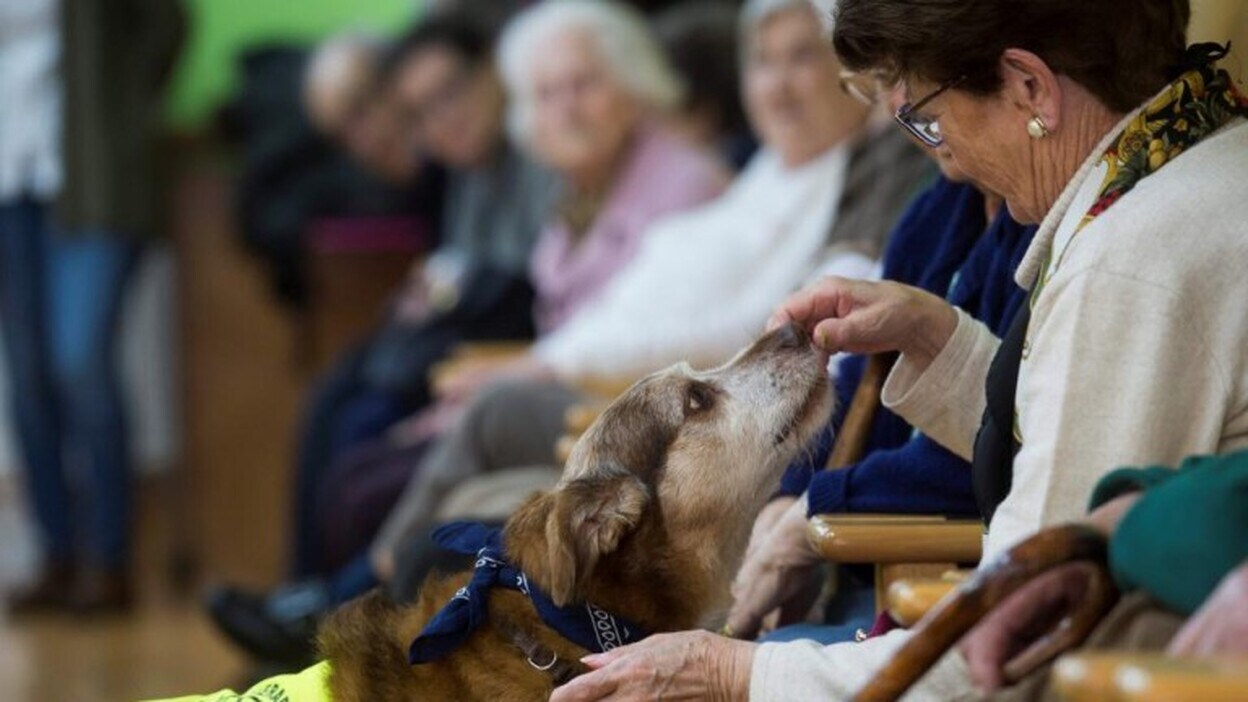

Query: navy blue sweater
left=777, top=178, right=1036, bottom=518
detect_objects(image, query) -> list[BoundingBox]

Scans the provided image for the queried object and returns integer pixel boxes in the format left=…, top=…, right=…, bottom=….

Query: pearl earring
left=1027, top=116, right=1050, bottom=139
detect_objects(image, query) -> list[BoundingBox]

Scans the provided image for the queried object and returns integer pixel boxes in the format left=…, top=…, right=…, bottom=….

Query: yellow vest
left=143, top=661, right=332, bottom=702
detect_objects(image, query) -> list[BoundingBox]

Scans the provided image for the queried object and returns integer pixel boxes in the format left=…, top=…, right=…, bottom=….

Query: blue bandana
left=408, top=521, right=649, bottom=665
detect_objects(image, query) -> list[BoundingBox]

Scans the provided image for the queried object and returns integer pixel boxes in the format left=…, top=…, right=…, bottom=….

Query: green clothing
left=1089, top=450, right=1248, bottom=615
left=144, top=661, right=331, bottom=702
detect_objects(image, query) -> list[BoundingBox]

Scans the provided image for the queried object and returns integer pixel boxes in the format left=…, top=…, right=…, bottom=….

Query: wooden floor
left=0, top=147, right=367, bottom=701
left=0, top=478, right=252, bottom=702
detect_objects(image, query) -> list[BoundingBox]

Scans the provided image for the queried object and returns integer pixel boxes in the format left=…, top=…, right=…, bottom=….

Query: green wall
left=167, top=0, right=421, bottom=130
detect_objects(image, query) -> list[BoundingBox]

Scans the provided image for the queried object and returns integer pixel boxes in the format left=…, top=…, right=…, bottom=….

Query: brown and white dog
left=318, top=323, right=834, bottom=701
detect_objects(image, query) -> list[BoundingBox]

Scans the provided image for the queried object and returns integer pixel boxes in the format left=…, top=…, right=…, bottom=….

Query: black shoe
left=70, top=566, right=134, bottom=615
left=204, top=581, right=328, bottom=665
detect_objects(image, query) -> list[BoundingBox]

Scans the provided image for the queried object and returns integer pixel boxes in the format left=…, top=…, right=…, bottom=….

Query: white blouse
left=533, top=144, right=873, bottom=381
left=0, top=0, right=62, bottom=201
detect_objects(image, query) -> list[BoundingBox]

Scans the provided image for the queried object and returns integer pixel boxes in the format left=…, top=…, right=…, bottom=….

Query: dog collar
left=408, top=521, right=649, bottom=665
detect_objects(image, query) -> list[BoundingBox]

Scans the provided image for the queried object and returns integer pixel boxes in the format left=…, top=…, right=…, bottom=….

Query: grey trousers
left=370, top=378, right=584, bottom=563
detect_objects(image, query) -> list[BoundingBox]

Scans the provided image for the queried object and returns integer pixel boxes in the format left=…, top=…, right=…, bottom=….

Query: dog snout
left=766, top=322, right=808, bottom=351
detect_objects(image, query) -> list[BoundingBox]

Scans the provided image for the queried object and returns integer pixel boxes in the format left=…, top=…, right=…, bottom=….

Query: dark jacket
left=779, top=178, right=1037, bottom=518
left=57, top=0, right=186, bottom=238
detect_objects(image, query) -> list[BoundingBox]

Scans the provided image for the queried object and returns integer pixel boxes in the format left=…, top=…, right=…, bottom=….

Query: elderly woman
left=501, top=0, right=729, bottom=335
left=553, top=0, right=1248, bottom=699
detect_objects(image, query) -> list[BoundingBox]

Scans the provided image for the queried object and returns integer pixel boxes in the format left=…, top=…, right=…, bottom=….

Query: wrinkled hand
left=960, top=561, right=1109, bottom=692
left=767, top=277, right=957, bottom=371
left=550, top=631, right=754, bottom=702
left=1167, top=563, right=1248, bottom=657
left=959, top=494, right=1141, bottom=692
left=1082, top=492, right=1142, bottom=538
left=742, top=497, right=797, bottom=565
left=726, top=496, right=822, bottom=640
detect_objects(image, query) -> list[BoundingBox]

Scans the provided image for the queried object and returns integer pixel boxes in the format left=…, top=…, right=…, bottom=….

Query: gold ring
left=719, top=624, right=736, bottom=639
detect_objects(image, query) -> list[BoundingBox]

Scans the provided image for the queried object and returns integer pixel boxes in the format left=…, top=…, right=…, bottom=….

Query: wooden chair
left=1051, top=652, right=1248, bottom=701
left=806, top=353, right=984, bottom=611
left=426, top=340, right=534, bottom=392
left=883, top=571, right=967, bottom=628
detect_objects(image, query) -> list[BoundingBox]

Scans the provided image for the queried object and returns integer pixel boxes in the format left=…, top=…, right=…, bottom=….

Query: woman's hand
left=960, top=493, right=1141, bottom=691
left=742, top=496, right=797, bottom=564
left=1167, top=563, right=1248, bottom=657
left=550, top=631, right=754, bottom=702
left=767, top=277, right=958, bottom=372
left=959, top=561, right=1110, bottom=692
left=726, top=496, right=822, bottom=639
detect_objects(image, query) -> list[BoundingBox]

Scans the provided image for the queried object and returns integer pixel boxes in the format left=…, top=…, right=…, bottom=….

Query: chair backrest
left=826, top=353, right=896, bottom=469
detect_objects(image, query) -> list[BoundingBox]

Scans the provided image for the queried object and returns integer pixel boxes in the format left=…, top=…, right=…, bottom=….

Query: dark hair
left=654, top=1, right=750, bottom=135
left=381, top=2, right=515, bottom=82
left=831, top=0, right=1191, bottom=113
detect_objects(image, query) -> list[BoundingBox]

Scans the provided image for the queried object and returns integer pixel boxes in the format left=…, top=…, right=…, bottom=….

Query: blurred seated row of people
left=207, top=0, right=739, bottom=659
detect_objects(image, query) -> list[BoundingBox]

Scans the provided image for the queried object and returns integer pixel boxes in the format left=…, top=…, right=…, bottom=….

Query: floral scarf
left=1033, top=46, right=1248, bottom=303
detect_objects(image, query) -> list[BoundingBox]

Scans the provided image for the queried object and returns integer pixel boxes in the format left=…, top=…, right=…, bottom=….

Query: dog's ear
left=545, top=464, right=650, bottom=606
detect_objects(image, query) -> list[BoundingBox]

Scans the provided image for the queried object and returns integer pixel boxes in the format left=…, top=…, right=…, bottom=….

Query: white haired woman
left=426, top=0, right=730, bottom=405
left=498, top=0, right=730, bottom=335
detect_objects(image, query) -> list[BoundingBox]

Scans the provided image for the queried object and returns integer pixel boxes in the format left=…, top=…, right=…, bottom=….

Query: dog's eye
left=685, top=382, right=715, bottom=415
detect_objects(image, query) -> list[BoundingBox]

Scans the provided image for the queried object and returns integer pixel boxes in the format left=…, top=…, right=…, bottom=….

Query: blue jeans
left=758, top=565, right=879, bottom=645
left=290, top=340, right=407, bottom=578
left=0, top=198, right=142, bottom=569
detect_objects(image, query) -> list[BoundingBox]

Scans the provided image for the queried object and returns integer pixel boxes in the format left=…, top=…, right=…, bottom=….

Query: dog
left=318, top=323, right=834, bottom=701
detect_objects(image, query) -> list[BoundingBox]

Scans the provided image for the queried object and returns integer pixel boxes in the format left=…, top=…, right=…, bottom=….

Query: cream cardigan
left=751, top=114, right=1248, bottom=701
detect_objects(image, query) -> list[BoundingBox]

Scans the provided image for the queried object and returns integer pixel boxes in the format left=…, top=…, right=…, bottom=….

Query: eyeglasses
left=894, top=75, right=966, bottom=147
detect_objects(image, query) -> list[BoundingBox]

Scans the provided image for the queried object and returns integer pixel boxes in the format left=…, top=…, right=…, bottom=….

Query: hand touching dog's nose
left=768, top=277, right=959, bottom=372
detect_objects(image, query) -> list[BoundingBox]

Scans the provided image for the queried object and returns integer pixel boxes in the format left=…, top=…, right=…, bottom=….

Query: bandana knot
left=408, top=521, right=649, bottom=665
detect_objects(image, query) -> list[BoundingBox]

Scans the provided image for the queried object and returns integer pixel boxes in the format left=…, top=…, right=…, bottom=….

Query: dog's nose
left=771, top=322, right=807, bottom=350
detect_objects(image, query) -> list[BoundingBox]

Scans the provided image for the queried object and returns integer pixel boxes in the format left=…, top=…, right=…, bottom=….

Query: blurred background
left=0, top=1, right=1244, bottom=700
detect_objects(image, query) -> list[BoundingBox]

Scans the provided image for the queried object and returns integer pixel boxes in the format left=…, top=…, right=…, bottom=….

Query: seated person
left=961, top=448, right=1248, bottom=699
left=282, top=7, right=555, bottom=581
left=208, top=0, right=728, bottom=663
left=547, top=0, right=1248, bottom=700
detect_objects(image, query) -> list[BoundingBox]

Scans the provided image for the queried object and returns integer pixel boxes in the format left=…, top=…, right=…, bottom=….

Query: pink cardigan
left=528, top=125, right=729, bottom=334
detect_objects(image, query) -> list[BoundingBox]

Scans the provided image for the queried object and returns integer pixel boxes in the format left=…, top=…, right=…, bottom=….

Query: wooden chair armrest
left=564, top=402, right=610, bottom=435
left=446, top=341, right=532, bottom=360
left=428, top=342, right=532, bottom=388
left=1052, top=653, right=1248, bottom=702
left=807, top=515, right=983, bottom=564
left=555, top=434, right=578, bottom=466
left=884, top=572, right=969, bottom=627
left=571, top=375, right=638, bottom=400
